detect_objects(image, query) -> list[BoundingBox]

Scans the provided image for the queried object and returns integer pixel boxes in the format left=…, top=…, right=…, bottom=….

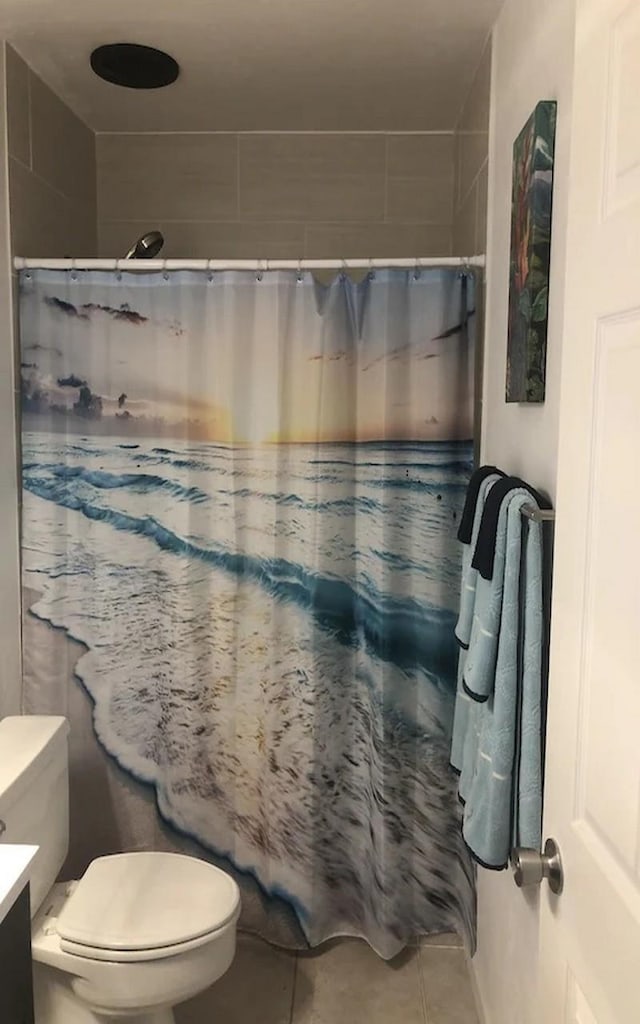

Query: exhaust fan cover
left=90, top=43, right=179, bottom=89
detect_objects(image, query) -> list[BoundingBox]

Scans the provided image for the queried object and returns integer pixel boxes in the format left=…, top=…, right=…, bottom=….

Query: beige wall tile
left=239, top=134, right=385, bottom=222
left=475, top=161, right=489, bottom=255
left=456, top=130, right=489, bottom=210
left=97, top=134, right=238, bottom=223
left=386, top=134, right=454, bottom=223
left=30, top=70, right=96, bottom=206
left=305, top=221, right=451, bottom=258
left=458, top=38, right=492, bottom=134
left=451, top=184, right=478, bottom=257
left=99, top=219, right=306, bottom=259
left=454, top=38, right=491, bottom=216
left=9, top=156, right=96, bottom=257
left=96, top=131, right=458, bottom=258
left=5, top=44, right=30, bottom=167
left=453, top=130, right=463, bottom=214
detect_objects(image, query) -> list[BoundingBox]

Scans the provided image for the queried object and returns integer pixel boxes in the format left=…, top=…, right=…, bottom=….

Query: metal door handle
left=510, top=837, right=563, bottom=894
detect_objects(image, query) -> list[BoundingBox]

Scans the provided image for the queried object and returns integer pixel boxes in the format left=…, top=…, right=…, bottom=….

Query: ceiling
left=0, top=0, right=501, bottom=133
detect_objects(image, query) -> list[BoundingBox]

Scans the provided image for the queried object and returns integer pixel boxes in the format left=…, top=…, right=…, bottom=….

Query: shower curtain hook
left=256, top=259, right=263, bottom=281
left=207, top=258, right=214, bottom=281
left=162, top=258, right=169, bottom=281
left=297, top=257, right=303, bottom=282
left=70, top=257, right=77, bottom=280
left=413, top=258, right=421, bottom=280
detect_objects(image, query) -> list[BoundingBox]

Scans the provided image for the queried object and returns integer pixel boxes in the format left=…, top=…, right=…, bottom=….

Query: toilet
left=0, top=716, right=241, bottom=1024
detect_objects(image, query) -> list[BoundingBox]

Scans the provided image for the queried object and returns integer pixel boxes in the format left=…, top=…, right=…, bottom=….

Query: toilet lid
left=56, top=852, right=240, bottom=952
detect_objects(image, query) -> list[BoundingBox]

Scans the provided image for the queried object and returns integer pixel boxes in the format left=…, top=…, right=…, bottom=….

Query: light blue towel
left=451, top=487, right=543, bottom=868
left=450, top=473, right=501, bottom=772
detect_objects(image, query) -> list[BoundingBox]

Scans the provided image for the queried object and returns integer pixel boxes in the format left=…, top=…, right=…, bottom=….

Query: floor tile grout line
left=289, top=951, right=299, bottom=1024
left=416, top=946, right=431, bottom=1024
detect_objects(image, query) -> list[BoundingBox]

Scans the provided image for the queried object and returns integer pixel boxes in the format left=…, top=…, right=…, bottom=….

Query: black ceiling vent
left=90, top=43, right=179, bottom=89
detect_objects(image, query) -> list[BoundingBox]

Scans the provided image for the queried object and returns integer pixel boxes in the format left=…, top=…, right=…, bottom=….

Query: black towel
left=457, top=465, right=505, bottom=544
left=471, top=476, right=551, bottom=581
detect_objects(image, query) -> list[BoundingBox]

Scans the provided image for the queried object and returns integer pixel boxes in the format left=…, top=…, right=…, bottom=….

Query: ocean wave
left=25, top=464, right=209, bottom=504
left=25, top=461, right=456, bottom=521
left=115, top=451, right=472, bottom=498
left=218, top=485, right=385, bottom=515
left=310, top=459, right=473, bottom=472
left=135, top=452, right=218, bottom=473
left=365, top=477, right=466, bottom=494
left=22, top=475, right=458, bottom=683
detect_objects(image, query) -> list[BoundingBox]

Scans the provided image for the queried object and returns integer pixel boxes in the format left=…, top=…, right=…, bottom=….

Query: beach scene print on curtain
left=20, top=268, right=476, bottom=958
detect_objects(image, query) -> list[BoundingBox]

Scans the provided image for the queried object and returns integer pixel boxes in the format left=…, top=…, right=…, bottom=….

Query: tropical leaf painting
left=506, top=100, right=557, bottom=403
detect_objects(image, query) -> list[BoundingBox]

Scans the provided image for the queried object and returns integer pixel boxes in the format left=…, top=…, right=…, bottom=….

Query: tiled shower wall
left=0, top=44, right=97, bottom=717
left=0, top=38, right=490, bottom=715
left=4, top=40, right=490, bottom=263
left=452, top=38, right=491, bottom=257
left=5, top=45, right=97, bottom=256
left=96, top=132, right=457, bottom=259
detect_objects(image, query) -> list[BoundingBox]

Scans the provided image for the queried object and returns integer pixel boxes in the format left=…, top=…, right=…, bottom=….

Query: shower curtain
left=19, top=266, right=476, bottom=958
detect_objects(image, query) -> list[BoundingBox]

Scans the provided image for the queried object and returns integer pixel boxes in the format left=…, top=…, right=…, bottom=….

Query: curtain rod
left=14, top=255, right=485, bottom=272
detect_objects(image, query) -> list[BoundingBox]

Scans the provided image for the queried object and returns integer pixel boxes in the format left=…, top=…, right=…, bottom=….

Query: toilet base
left=34, top=963, right=176, bottom=1024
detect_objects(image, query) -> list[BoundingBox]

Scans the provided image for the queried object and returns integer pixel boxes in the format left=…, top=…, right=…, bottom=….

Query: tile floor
left=176, top=932, right=480, bottom=1024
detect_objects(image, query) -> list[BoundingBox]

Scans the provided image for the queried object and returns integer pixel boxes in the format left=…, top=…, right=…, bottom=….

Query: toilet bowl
left=32, top=852, right=241, bottom=1023
left=0, top=717, right=241, bottom=1024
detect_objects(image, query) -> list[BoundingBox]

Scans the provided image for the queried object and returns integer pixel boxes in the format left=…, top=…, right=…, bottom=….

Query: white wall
left=0, top=42, right=22, bottom=717
left=473, top=0, right=577, bottom=1021
left=481, top=0, right=576, bottom=498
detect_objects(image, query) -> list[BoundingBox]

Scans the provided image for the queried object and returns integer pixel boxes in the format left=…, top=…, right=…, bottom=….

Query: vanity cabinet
left=0, top=884, right=35, bottom=1024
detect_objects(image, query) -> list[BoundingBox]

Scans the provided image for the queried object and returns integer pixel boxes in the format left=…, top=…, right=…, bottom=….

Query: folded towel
left=472, top=476, right=549, bottom=581
left=457, top=465, right=505, bottom=544
left=450, top=471, right=502, bottom=776
left=452, top=485, right=544, bottom=869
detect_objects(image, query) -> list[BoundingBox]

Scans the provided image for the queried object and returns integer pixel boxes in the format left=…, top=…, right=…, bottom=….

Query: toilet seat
left=55, top=852, right=240, bottom=963
left=57, top=919, right=234, bottom=962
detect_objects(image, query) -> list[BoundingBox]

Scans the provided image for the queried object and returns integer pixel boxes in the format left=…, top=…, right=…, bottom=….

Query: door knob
left=510, top=837, right=563, bottom=894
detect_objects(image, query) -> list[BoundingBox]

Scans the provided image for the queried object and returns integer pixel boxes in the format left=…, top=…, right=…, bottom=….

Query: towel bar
left=520, top=504, right=555, bottom=522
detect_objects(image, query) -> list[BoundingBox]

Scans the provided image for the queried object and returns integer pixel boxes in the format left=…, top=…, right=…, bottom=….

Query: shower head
left=124, top=231, right=164, bottom=259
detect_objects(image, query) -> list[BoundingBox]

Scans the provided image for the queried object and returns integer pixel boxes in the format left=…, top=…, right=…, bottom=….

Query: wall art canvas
left=506, top=99, right=557, bottom=403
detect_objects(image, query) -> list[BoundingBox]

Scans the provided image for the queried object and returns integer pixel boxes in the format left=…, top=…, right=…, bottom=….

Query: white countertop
left=0, top=844, right=38, bottom=924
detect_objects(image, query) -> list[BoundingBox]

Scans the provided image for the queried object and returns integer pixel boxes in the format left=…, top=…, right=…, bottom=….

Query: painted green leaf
left=531, top=286, right=548, bottom=322
left=526, top=269, right=546, bottom=293
left=519, top=289, right=532, bottom=319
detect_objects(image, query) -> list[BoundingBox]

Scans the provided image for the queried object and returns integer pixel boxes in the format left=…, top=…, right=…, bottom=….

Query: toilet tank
left=0, top=716, right=70, bottom=916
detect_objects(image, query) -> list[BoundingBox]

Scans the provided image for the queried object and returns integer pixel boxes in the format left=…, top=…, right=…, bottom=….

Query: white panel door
left=539, top=0, right=640, bottom=1021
